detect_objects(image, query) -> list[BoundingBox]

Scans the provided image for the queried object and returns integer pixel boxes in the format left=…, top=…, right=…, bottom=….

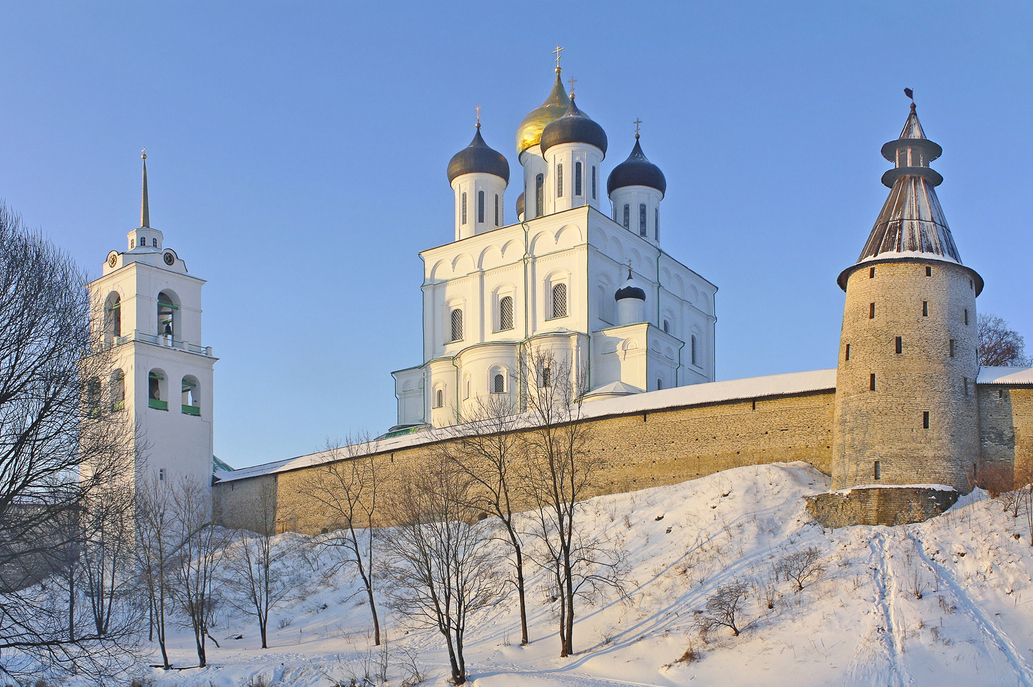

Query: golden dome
left=515, top=70, right=571, bottom=154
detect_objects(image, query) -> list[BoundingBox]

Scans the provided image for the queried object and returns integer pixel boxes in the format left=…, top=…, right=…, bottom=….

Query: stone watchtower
left=811, top=101, right=983, bottom=526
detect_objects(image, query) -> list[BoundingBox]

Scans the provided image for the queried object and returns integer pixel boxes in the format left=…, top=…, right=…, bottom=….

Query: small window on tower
left=639, top=204, right=647, bottom=237
left=623, top=204, right=630, bottom=229
left=923, top=301, right=928, bottom=317
left=657, top=378, right=663, bottom=390
left=895, top=336, right=902, bottom=354
left=949, top=339, right=956, bottom=357
left=655, top=208, right=659, bottom=240
left=845, top=343, right=850, bottom=361
left=551, top=283, right=568, bottom=319
left=478, top=190, right=485, bottom=223
left=495, top=194, right=500, bottom=226
left=535, top=174, right=544, bottom=216
left=434, top=388, right=444, bottom=408
left=870, top=266, right=875, bottom=278
left=159, top=468, right=166, bottom=482
left=450, top=308, right=464, bottom=342
left=923, top=411, right=930, bottom=429
left=493, top=373, right=505, bottom=394
left=498, top=296, right=513, bottom=331
left=926, top=266, right=932, bottom=277
left=541, top=365, right=552, bottom=388
left=869, top=302, right=875, bottom=319
left=152, top=238, right=157, bottom=247
left=963, top=377, right=969, bottom=396
left=557, top=163, right=564, bottom=198
left=131, top=239, right=135, bottom=249
left=691, top=335, right=698, bottom=367
left=461, top=192, right=468, bottom=225
left=592, top=166, right=597, bottom=199
left=663, top=319, right=670, bottom=334
left=964, top=309, right=969, bottom=325
left=870, top=373, right=876, bottom=391
left=575, top=161, right=583, bottom=196
left=874, top=461, right=881, bottom=481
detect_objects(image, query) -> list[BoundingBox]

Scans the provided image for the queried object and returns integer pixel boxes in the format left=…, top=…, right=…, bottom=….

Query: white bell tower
left=88, top=152, right=217, bottom=491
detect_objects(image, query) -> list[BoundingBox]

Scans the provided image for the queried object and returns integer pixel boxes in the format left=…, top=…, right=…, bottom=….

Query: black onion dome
left=607, top=136, right=666, bottom=197
left=540, top=97, right=608, bottom=155
left=614, top=269, right=646, bottom=301
left=447, top=125, right=510, bottom=184
left=516, top=192, right=525, bottom=218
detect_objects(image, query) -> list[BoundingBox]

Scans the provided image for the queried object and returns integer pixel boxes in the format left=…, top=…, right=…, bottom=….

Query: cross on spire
left=553, top=45, right=564, bottom=71
left=475, top=105, right=481, bottom=128
left=634, top=118, right=642, bottom=138
left=568, top=76, right=577, bottom=97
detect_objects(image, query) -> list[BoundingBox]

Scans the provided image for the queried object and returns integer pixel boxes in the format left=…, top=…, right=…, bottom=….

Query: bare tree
left=695, top=580, right=751, bottom=638
left=170, top=476, right=227, bottom=668
left=520, top=347, right=625, bottom=657
left=0, top=202, right=138, bottom=682
left=380, top=455, right=505, bottom=685
left=442, top=391, right=531, bottom=645
left=134, top=477, right=176, bottom=670
left=774, top=547, right=824, bottom=592
left=303, top=434, right=383, bottom=645
left=79, top=480, right=138, bottom=637
left=222, top=481, right=302, bottom=648
left=978, top=314, right=1031, bottom=367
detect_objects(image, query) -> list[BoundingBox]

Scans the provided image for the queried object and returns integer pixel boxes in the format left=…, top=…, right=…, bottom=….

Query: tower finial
left=904, top=87, right=915, bottom=110
left=553, top=45, right=564, bottom=72
left=568, top=76, right=577, bottom=97
left=634, top=118, right=642, bottom=138
left=475, top=105, right=481, bottom=128
left=140, top=148, right=150, bottom=229
left=627, top=259, right=633, bottom=279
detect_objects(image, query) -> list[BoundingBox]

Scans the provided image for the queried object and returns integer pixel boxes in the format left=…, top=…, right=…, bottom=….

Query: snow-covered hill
left=133, top=463, right=1033, bottom=686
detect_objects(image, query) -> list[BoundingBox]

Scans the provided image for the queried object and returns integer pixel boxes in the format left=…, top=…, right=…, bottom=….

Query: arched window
left=450, top=308, right=464, bottom=342
left=623, top=204, right=630, bottom=229
left=655, top=208, right=659, bottom=240
left=110, top=369, right=125, bottom=412
left=592, top=166, right=597, bottom=199
left=657, top=378, right=663, bottom=390
left=493, top=373, right=505, bottom=394
left=158, top=291, right=176, bottom=343
left=639, top=204, right=647, bottom=237
left=181, top=376, right=200, bottom=416
left=105, top=292, right=121, bottom=340
left=494, top=194, right=500, bottom=226
left=691, top=335, right=698, bottom=367
left=478, top=190, right=485, bottom=223
left=535, top=174, right=544, bottom=216
left=86, top=377, right=102, bottom=415
left=499, top=295, right=514, bottom=331
left=461, top=192, right=468, bottom=225
left=540, top=365, right=552, bottom=388
left=557, top=163, right=564, bottom=198
left=575, top=162, right=583, bottom=196
left=663, top=319, right=670, bottom=334
left=434, top=387, right=444, bottom=408
left=130, top=239, right=135, bottom=249
left=551, top=283, right=568, bottom=319
left=148, top=370, right=168, bottom=410
left=152, top=238, right=157, bottom=247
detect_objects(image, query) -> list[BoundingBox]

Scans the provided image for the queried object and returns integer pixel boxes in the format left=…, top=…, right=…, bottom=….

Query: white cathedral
left=390, top=63, right=717, bottom=430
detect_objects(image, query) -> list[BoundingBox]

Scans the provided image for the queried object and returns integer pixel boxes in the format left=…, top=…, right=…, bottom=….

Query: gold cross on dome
left=141, top=147, right=147, bottom=159
left=634, top=119, right=642, bottom=136
left=568, top=77, right=577, bottom=96
left=553, top=45, right=564, bottom=69
left=475, top=105, right=481, bottom=125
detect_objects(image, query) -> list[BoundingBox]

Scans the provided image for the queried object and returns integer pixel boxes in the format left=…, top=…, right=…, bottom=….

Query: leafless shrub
left=775, top=547, right=824, bottom=592
left=694, top=580, right=751, bottom=637
left=673, top=642, right=701, bottom=663
left=397, top=645, right=426, bottom=686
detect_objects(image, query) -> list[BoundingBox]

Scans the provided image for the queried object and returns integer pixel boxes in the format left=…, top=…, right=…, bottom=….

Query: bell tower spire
left=140, top=149, right=150, bottom=229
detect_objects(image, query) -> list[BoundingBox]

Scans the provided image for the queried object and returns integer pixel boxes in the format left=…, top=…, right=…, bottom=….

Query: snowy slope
left=127, top=463, right=1033, bottom=687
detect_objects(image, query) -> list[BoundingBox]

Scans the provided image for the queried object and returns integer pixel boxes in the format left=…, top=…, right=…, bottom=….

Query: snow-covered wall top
left=977, top=366, right=1033, bottom=385
left=216, top=369, right=838, bottom=483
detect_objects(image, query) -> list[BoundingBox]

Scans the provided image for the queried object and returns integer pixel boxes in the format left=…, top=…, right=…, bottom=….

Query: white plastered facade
left=88, top=224, right=216, bottom=490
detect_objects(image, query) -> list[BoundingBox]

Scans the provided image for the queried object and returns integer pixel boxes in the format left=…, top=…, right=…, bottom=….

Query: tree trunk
left=366, top=582, right=381, bottom=646
left=514, top=545, right=528, bottom=646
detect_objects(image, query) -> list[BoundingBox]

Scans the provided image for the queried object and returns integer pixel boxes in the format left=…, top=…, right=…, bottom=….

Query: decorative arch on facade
left=553, top=223, right=584, bottom=250
left=429, top=259, right=449, bottom=281
left=433, top=384, right=445, bottom=409
left=489, top=365, right=508, bottom=394
left=451, top=252, right=476, bottom=276
left=478, top=244, right=506, bottom=271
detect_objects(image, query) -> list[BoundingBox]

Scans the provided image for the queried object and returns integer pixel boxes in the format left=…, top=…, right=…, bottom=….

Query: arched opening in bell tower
left=157, top=290, right=178, bottom=344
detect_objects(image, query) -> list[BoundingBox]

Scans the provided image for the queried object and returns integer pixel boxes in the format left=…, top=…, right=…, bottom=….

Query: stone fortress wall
left=213, top=378, right=1032, bottom=534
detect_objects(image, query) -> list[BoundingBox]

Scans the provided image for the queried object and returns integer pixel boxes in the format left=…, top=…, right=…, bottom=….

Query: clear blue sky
left=1, top=1, right=1030, bottom=469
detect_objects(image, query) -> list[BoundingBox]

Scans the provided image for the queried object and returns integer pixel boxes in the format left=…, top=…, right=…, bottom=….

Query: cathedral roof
left=515, top=70, right=571, bottom=154
left=447, top=125, right=510, bottom=184
left=540, top=96, right=607, bottom=155
left=853, top=103, right=961, bottom=267
left=607, top=135, right=666, bottom=196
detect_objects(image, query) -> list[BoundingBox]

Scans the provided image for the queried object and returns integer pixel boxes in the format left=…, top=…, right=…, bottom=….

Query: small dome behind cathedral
left=607, top=135, right=666, bottom=197
left=516, top=192, right=525, bottom=219
left=614, top=269, right=646, bottom=301
left=515, top=70, right=571, bottom=154
left=447, top=125, right=510, bottom=184
left=540, top=96, right=607, bottom=155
